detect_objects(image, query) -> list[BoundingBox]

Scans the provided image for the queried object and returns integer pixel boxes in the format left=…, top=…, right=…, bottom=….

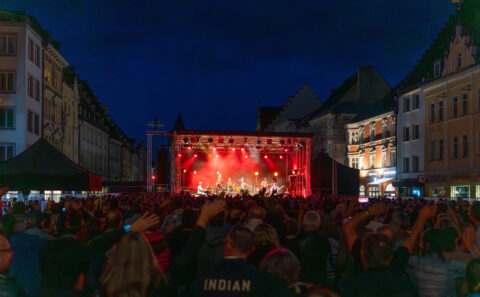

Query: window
left=27, top=74, right=33, bottom=97
left=463, top=94, right=468, bottom=115
left=0, top=34, right=16, bottom=56
left=34, top=79, right=40, bottom=101
left=54, top=68, right=62, bottom=90
left=382, top=124, right=387, bottom=138
left=370, top=153, right=375, bottom=169
left=439, top=139, right=444, bottom=160
left=463, top=135, right=468, bottom=157
left=382, top=151, right=387, bottom=167
left=351, top=157, right=358, bottom=169
left=403, top=126, right=410, bottom=141
left=403, top=157, right=410, bottom=173
left=44, top=60, right=52, bottom=83
left=413, top=94, right=420, bottom=109
left=434, top=61, right=441, bottom=77
left=403, top=97, right=410, bottom=112
left=34, top=113, right=39, bottom=135
left=0, top=71, right=15, bottom=92
left=453, top=96, right=458, bottom=118
left=453, top=136, right=458, bottom=159
left=0, top=143, right=15, bottom=161
left=430, top=141, right=435, bottom=161
left=452, top=185, right=469, bottom=199
left=412, top=156, right=419, bottom=172
left=430, top=103, right=435, bottom=123
left=412, top=124, right=420, bottom=140
left=390, top=151, right=396, bottom=166
left=457, top=53, right=462, bottom=69
left=390, top=120, right=396, bottom=137
left=27, top=110, right=33, bottom=133
left=439, top=101, right=443, bottom=121
left=359, top=185, right=366, bottom=196
left=28, top=39, right=33, bottom=62
left=370, top=125, right=375, bottom=142
left=369, top=186, right=381, bottom=197
left=0, top=107, right=14, bottom=128
left=34, top=45, right=40, bottom=66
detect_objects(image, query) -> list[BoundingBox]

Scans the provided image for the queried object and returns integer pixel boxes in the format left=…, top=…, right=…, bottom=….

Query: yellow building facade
left=424, top=26, right=480, bottom=198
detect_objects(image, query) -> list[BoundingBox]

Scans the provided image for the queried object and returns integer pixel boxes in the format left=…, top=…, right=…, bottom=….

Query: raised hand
left=197, top=200, right=227, bottom=228
left=130, top=212, right=160, bottom=233
left=419, top=203, right=437, bottom=220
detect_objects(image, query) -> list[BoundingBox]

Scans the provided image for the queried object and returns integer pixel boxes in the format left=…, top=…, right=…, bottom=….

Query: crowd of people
left=1, top=185, right=480, bottom=297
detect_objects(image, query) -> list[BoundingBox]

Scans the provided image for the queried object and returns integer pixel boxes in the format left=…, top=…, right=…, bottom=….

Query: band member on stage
left=216, top=171, right=222, bottom=187
left=270, top=183, right=279, bottom=195
left=261, top=178, right=268, bottom=189
left=197, top=181, right=206, bottom=196
left=240, top=177, right=248, bottom=190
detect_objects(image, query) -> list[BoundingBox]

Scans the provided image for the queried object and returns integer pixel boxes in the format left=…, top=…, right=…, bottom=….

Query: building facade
left=346, top=111, right=397, bottom=197
left=396, top=88, right=426, bottom=197
left=423, top=25, right=480, bottom=199
left=61, top=69, right=79, bottom=163
left=0, top=11, right=43, bottom=160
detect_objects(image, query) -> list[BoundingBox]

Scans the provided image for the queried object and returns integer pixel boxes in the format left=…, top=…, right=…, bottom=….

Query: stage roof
left=172, top=129, right=313, bottom=138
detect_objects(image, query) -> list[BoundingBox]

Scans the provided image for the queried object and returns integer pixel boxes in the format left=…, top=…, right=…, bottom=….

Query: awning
left=392, top=179, right=421, bottom=188
left=368, top=178, right=394, bottom=185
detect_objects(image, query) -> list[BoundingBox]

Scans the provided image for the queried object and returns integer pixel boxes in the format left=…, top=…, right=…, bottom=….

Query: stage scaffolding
left=170, top=130, right=312, bottom=197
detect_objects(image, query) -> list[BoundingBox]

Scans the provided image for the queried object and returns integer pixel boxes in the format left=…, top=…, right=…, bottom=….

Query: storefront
left=426, top=174, right=480, bottom=199
left=359, top=168, right=396, bottom=198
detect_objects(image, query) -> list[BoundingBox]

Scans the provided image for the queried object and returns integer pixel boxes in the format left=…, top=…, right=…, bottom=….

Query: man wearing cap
left=190, top=225, right=289, bottom=297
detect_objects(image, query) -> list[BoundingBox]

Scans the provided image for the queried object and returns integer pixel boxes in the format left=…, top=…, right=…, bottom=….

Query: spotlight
left=188, top=146, right=192, bottom=150
left=264, top=155, right=268, bottom=159
left=241, top=147, right=245, bottom=152
left=244, top=155, right=248, bottom=159
left=292, top=170, right=296, bottom=174
left=232, top=147, right=236, bottom=151
left=255, top=171, right=259, bottom=176
left=183, top=169, right=187, bottom=173
left=279, top=155, right=283, bottom=159
left=284, top=148, right=289, bottom=152
left=152, top=175, right=156, bottom=180
left=274, top=172, right=278, bottom=177
left=216, top=154, right=219, bottom=158
left=194, top=154, right=198, bottom=158
left=193, top=170, right=197, bottom=175
left=177, top=153, right=182, bottom=157
left=212, top=147, right=216, bottom=151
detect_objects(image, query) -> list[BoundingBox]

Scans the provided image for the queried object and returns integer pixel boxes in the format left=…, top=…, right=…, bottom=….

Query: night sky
left=3, top=0, right=454, bottom=143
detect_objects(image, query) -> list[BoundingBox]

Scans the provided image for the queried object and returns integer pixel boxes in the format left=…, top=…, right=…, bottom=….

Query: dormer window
left=434, top=60, right=441, bottom=77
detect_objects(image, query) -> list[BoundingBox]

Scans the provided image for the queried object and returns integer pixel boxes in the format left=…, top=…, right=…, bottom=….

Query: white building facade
left=0, top=17, right=43, bottom=161
left=396, top=88, right=426, bottom=197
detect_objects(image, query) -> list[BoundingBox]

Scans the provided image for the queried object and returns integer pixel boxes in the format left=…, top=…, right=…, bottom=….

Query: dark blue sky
left=4, top=0, right=454, bottom=141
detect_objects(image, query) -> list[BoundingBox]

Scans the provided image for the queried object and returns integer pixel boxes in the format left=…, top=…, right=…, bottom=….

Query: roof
left=349, top=89, right=396, bottom=123
left=257, top=106, right=282, bottom=131
left=173, top=113, right=185, bottom=131
left=0, top=139, right=101, bottom=191
left=0, top=8, right=62, bottom=51
left=173, top=129, right=313, bottom=138
left=398, top=0, right=480, bottom=91
left=301, top=66, right=392, bottom=123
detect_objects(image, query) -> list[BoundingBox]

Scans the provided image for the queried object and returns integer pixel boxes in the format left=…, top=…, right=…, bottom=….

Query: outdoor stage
left=169, top=130, right=312, bottom=197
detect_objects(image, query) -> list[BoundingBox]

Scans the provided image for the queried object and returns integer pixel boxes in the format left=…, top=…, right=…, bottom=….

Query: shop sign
left=383, top=169, right=396, bottom=176
left=425, top=175, right=446, bottom=183
left=368, top=172, right=378, bottom=177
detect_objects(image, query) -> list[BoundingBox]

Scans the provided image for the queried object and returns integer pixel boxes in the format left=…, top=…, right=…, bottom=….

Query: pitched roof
left=257, top=106, right=282, bottom=131
left=303, top=66, right=392, bottom=122
left=398, top=0, right=480, bottom=91
left=173, top=113, right=185, bottom=131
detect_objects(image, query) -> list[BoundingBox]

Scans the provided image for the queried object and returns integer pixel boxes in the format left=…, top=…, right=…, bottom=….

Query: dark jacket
left=0, top=274, right=23, bottom=297
left=298, top=231, right=331, bottom=284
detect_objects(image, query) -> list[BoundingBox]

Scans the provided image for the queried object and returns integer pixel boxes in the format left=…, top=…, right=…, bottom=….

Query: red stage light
left=178, top=153, right=182, bottom=157
left=264, top=155, right=268, bottom=159
left=193, top=171, right=197, bottom=175
left=284, top=148, right=288, bottom=152
left=279, top=155, right=283, bottom=159
left=212, top=147, right=216, bottom=151
left=188, top=146, right=192, bottom=150
left=241, top=148, right=245, bottom=152
left=255, top=171, right=259, bottom=176
left=194, top=154, right=198, bottom=158
left=244, top=155, right=248, bottom=158
left=183, top=169, right=187, bottom=173
left=152, top=175, right=156, bottom=180
left=232, top=147, right=236, bottom=151
left=216, top=154, right=219, bottom=158
left=292, top=170, right=296, bottom=174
